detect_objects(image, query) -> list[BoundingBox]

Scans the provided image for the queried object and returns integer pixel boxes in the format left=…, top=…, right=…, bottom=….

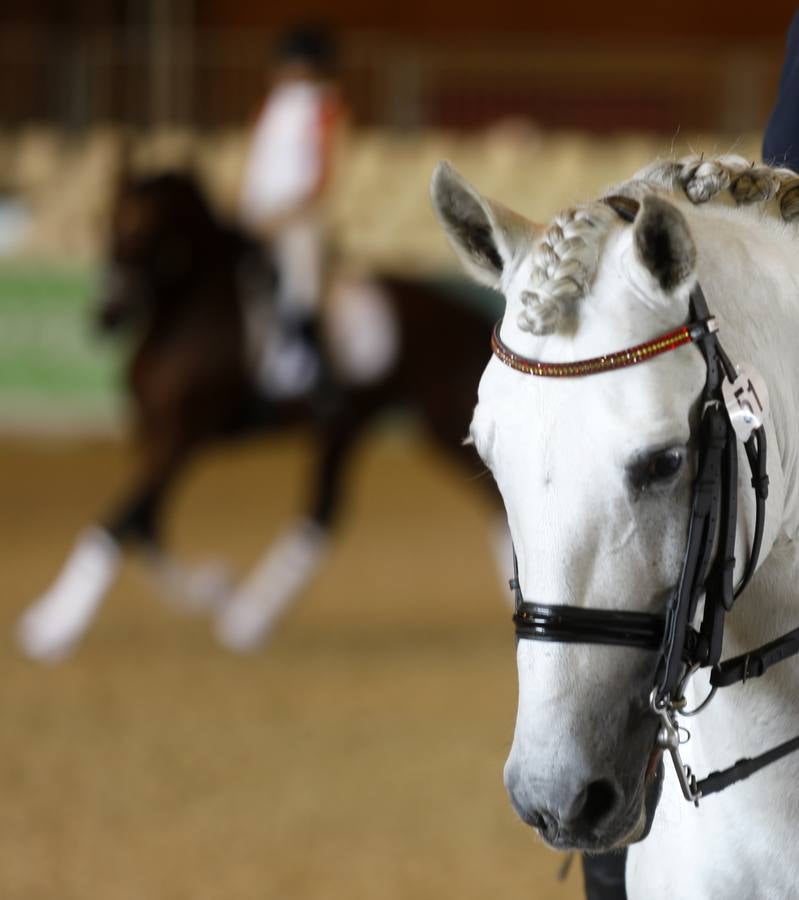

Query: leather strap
left=697, top=734, right=799, bottom=797
left=514, top=602, right=665, bottom=649
left=490, top=320, right=698, bottom=379
left=711, top=626, right=799, bottom=688
left=732, top=427, right=768, bottom=605
left=655, top=409, right=724, bottom=700
left=511, top=549, right=666, bottom=649
left=697, top=418, right=738, bottom=668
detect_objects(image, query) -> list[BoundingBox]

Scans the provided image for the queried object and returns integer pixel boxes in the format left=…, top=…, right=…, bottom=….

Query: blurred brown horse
left=16, top=171, right=625, bottom=900
left=16, top=171, right=504, bottom=659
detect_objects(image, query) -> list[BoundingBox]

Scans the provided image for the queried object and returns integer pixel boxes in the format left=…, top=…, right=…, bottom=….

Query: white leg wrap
left=144, top=551, right=233, bottom=615
left=16, top=527, right=120, bottom=662
left=214, top=520, right=327, bottom=652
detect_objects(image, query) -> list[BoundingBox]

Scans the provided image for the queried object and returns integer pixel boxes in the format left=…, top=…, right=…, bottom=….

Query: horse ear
left=430, top=162, right=540, bottom=289
left=632, top=194, right=696, bottom=292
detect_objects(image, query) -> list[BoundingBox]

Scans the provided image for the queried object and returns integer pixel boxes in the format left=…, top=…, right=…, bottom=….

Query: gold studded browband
left=490, top=318, right=718, bottom=378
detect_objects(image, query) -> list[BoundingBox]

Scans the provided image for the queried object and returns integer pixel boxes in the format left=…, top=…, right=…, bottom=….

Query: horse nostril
left=508, top=774, right=620, bottom=839
left=527, top=810, right=546, bottom=830
left=507, top=783, right=558, bottom=836
left=576, top=779, right=619, bottom=829
left=525, top=808, right=559, bottom=840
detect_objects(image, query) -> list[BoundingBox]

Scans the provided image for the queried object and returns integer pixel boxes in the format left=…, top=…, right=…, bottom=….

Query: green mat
left=0, top=263, right=123, bottom=430
left=0, top=266, right=501, bottom=433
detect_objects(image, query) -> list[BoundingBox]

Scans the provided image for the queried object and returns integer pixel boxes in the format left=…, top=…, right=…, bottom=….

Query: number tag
left=721, top=365, right=768, bottom=441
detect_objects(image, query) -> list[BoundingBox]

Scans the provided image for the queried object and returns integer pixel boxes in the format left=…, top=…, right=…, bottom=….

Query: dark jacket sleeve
left=763, top=12, right=799, bottom=171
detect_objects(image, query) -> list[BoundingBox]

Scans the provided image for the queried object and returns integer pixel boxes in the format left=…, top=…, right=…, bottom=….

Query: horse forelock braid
left=518, top=203, right=616, bottom=335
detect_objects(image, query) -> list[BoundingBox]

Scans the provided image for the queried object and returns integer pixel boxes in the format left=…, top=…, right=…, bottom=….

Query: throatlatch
left=494, top=203, right=799, bottom=803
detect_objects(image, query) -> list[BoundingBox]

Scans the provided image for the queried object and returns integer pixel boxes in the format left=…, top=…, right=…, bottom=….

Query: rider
left=242, top=24, right=628, bottom=900
left=763, top=10, right=799, bottom=171
left=239, top=25, right=344, bottom=398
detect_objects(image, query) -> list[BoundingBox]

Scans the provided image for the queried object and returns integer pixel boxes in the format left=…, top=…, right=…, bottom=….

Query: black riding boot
left=291, top=313, right=342, bottom=418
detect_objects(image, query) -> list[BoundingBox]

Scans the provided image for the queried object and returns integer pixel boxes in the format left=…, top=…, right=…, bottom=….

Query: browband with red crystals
left=490, top=318, right=718, bottom=378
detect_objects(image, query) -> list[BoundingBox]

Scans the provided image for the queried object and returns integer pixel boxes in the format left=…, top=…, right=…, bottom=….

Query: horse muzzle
left=504, top=763, right=637, bottom=850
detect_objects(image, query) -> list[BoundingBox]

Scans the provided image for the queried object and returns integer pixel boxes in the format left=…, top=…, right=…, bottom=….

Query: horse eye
left=648, top=449, right=683, bottom=481
left=629, top=447, right=685, bottom=491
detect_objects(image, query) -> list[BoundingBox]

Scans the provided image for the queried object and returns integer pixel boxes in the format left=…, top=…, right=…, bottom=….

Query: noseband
left=493, top=196, right=799, bottom=804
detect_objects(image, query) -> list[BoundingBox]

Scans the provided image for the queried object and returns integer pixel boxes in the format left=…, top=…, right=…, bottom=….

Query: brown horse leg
left=307, top=409, right=369, bottom=529
left=16, top=436, right=195, bottom=661
left=108, top=433, right=233, bottom=612
left=104, top=468, right=175, bottom=547
left=100, top=422, right=192, bottom=550
left=215, top=401, right=375, bottom=651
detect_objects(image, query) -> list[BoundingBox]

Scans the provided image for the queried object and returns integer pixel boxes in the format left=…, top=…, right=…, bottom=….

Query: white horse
left=431, top=154, right=799, bottom=899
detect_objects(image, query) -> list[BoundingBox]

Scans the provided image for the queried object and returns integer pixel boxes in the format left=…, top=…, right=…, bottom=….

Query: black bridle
left=495, top=202, right=799, bottom=804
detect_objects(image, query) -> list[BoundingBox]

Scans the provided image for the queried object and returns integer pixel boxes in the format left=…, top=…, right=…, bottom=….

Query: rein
left=494, top=197, right=799, bottom=805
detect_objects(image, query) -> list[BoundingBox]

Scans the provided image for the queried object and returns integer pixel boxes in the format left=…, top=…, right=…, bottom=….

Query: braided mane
left=518, top=154, right=799, bottom=336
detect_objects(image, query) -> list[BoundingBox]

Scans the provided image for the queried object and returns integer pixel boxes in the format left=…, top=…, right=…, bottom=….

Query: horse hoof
left=15, top=602, right=79, bottom=663
left=213, top=603, right=272, bottom=653
left=149, top=558, right=235, bottom=615
left=175, top=561, right=234, bottom=613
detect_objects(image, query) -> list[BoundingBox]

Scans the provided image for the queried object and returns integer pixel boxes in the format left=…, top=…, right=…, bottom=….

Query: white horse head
left=430, top=155, right=799, bottom=888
